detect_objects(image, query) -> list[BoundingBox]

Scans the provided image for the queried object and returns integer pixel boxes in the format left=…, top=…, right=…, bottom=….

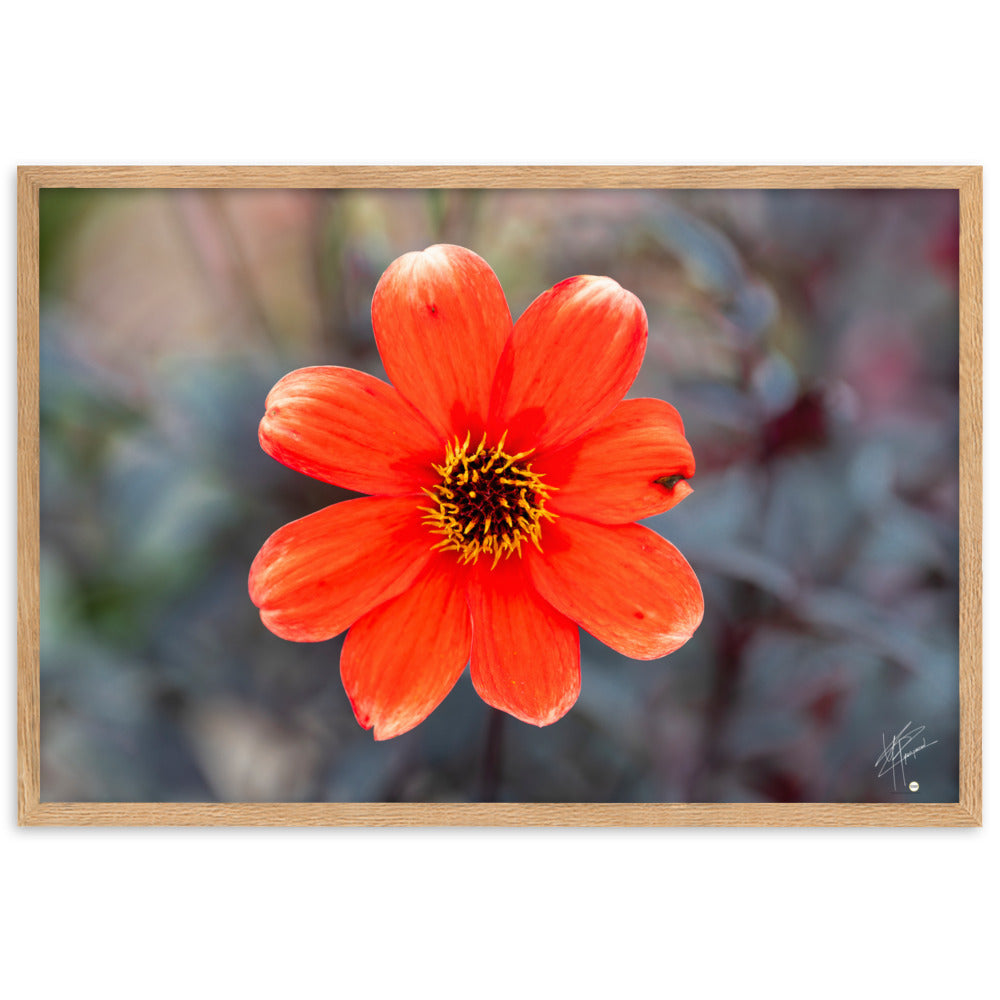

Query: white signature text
left=875, top=722, right=938, bottom=791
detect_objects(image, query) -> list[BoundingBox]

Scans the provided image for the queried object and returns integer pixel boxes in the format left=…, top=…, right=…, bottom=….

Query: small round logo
left=909, top=781, right=920, bottom=792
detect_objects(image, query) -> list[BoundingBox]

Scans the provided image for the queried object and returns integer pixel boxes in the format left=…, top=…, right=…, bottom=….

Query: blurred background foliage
left=39, top=187, right=960, bottom=803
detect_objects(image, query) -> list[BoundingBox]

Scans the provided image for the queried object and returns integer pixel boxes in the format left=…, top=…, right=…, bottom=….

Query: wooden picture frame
left=17, top=165, right=982, bottom=827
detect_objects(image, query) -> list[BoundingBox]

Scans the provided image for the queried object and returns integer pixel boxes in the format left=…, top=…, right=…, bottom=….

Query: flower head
left=249, top=245, right=703, bottom=739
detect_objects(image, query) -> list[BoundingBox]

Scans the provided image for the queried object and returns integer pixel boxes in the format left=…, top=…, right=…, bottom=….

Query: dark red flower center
left=421, top=431, right=556, bottom=567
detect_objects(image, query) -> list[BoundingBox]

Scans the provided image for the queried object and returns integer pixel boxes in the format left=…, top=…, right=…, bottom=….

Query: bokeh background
left=38, top=187, right=960, bottom=803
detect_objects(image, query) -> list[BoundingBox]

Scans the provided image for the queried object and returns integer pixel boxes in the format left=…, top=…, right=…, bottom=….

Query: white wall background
left=3, top=3, right=994, bottom=996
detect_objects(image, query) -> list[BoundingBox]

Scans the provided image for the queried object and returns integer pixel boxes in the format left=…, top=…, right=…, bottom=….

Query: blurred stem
left=426, top=189, right=447, bottom=241
left=688, top=614, right=753, bottom=801
left=169, top=190, right=281, bottom=354
left=206, top=192, right=282, bottom=351
left=479, top=708, right=505, bottom=802
left=426, top=189, right=485, bottom=246
left=309, top=190, right=342, bottom=352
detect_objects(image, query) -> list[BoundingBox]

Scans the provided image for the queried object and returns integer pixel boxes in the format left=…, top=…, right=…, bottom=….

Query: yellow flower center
left=421, top=431, right=557, bottom=567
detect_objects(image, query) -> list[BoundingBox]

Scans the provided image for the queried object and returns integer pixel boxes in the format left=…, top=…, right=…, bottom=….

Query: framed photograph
left=17, top=165, right=982, bottom=826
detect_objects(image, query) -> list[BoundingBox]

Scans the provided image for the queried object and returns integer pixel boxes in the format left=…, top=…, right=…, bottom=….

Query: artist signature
left=875, top=722, right=938, bottom=790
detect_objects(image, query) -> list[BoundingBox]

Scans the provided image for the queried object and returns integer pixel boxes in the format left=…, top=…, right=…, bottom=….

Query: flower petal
left=259, top=366, right=442, bottom=495
left=249, top=497, right=431, bottom=642
left=527, top=517, right=703, bottom=660
left=468, top=559, right=580, bottom=727
left=542, top=398, right=696, bottom=523
left=489, top=275, right=647, bottom=453
left=340, top=558, right=472, bottom=740
left=372, top=244, right=512, bottom=440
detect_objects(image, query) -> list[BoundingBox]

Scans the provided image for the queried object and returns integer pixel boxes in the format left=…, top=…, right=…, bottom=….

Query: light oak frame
left=17, top=166, right=983, bottom=827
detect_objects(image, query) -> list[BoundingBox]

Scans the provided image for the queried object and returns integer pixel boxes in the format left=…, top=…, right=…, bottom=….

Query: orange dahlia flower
left=249, top=245, right=703, bottom=739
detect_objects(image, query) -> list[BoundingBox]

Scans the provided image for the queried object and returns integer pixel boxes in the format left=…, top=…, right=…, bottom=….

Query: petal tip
left=528, top=693, right=579, bottom=728
left=371, top=721, right=408, bottom=741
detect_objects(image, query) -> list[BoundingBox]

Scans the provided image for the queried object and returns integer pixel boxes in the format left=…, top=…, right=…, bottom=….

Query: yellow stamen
left=422, top=430, right=558, bottom=567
